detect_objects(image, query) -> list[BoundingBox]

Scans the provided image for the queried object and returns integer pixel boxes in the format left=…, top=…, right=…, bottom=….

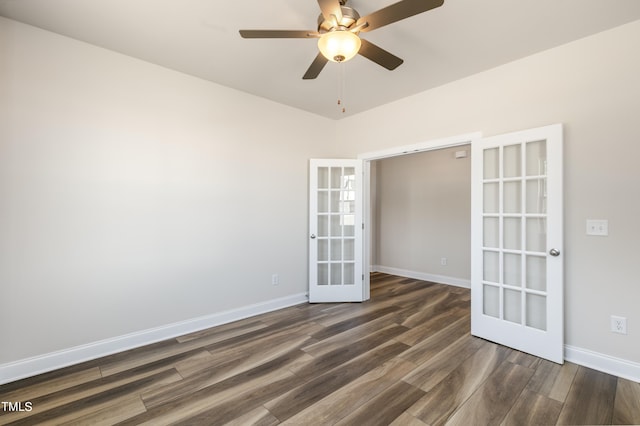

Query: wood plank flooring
left=1, top=273, right=639, bottom=425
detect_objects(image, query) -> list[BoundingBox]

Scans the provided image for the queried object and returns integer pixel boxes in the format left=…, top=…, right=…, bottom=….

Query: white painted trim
left=0, top=292, right=308, bottom=385
left=362, top=160, right=371, bottom=301
left=373, top=265, right=470, bottom=289
left=565, top=345, right=640, bottom=383
left=358, top=131, right=482, bottom=161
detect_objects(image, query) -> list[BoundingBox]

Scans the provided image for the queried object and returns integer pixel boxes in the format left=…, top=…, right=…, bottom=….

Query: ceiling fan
left=239, top=0, right=444, bottom=79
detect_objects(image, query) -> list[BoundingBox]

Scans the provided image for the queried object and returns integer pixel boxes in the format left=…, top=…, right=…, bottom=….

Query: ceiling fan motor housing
left=317, top=6, right=360, bottom=33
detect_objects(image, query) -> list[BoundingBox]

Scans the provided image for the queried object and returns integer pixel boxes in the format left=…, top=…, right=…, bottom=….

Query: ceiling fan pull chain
left=337, top=61, right=346, bottom=114
left=337, top=61, right=342, bottom=111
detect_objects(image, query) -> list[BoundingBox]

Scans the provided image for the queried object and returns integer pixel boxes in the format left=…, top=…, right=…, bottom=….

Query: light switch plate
left=586, top=219, right=608, bottom=236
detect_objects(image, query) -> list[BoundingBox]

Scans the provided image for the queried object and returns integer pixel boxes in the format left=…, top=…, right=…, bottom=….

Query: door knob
left=549, top=248, right=560, bottom=257
left=310, top=234, right=316, bottom=239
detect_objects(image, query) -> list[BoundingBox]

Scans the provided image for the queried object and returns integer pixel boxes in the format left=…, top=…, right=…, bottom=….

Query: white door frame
left=357, top=131, right=483, bottom=300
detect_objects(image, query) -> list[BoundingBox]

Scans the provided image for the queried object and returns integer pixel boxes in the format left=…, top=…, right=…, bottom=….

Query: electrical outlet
left=611, top=315, right=627, bottom=334
left=586, top=219, right=608, bottom=236
left=271, top=274, right=279, bottom=286
left=440, top=257, right=447, bottom=266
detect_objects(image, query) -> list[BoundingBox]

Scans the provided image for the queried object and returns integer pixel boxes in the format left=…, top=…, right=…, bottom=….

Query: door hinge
left=362, top=274, right=365, bottom=281
left=362, top=223, right=365, bottom=230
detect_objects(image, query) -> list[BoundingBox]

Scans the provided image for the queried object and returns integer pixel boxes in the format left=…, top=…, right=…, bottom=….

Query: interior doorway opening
left=371, top=144, right=472, bottom=287
left=358, top=132, right=481, bottom=299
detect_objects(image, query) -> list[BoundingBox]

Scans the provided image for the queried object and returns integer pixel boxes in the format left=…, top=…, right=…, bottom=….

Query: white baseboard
left=0, top=292, right=308, bottom=385
left=565, top=344, right=640, bottom=383
left=373, top=265, right=471, bottom=289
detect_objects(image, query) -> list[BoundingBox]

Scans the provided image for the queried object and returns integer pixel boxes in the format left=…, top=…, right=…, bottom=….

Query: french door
left=471, top=124, right=564, bottom=363
left=308, top=159, right=364, bottom=302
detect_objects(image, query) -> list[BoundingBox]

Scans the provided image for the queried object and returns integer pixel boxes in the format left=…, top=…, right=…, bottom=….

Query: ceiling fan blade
left=358, top=39, right=403, bottom=70
left=239, top=30, right=320, bottom=38
left=317, top=0, right=343, bottom=25
left=303, top=53, right=329, bottom=79
left=358, top=0, right=444, bottom=33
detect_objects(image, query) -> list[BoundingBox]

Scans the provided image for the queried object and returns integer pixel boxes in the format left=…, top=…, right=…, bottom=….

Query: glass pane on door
left=483, top=285, right=499, bottom=318
left=526, top=141, right=547, bottom=176
left=526, top=294, right=547, bottom=330
left=344, top=263, right=355, bottom=285
left=526, top=179, right=547, bottom=213
left=483, top=251, right=499, bottom=283
left=483, top=217, right=499, bottom=248
left=526, top=218, right=546, bottom=252
left=503, top=217, right=521, bottom=250
left=503, top=182, right=521, bottom=213
left=318, top=264, right=328, bottom=286
left=318, top=240, right=328, bottom=262
left=504, top=289, right=522, bottom=324
left=484, top=148, right=499, bottom=179
left=526, top=255, right=546, bottom=291
left=503, top=253, right=521, bottom=287
left=318, top=167, right=329, bottom=189
left=503, top=144, right=522, bottom=178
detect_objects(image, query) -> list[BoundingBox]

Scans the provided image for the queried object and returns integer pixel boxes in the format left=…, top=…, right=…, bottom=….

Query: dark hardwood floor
left=1, top=273, right=639, bottom=425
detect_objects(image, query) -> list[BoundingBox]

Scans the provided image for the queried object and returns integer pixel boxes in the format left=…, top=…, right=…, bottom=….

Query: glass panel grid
left=481, top=141, right=548, bottom=330
left=315, top=165, right=359, bottom=288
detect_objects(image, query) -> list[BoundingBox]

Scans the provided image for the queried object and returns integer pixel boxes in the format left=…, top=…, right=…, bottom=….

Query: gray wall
left=373, top=146, right=471, bottom=284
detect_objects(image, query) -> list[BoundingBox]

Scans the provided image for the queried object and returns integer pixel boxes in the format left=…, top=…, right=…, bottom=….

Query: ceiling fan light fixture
left=317, top=30, right=361, bottom=63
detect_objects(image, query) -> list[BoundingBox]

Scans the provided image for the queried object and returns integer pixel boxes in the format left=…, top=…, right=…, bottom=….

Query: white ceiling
left=2, top=0, right=640, bottom=120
